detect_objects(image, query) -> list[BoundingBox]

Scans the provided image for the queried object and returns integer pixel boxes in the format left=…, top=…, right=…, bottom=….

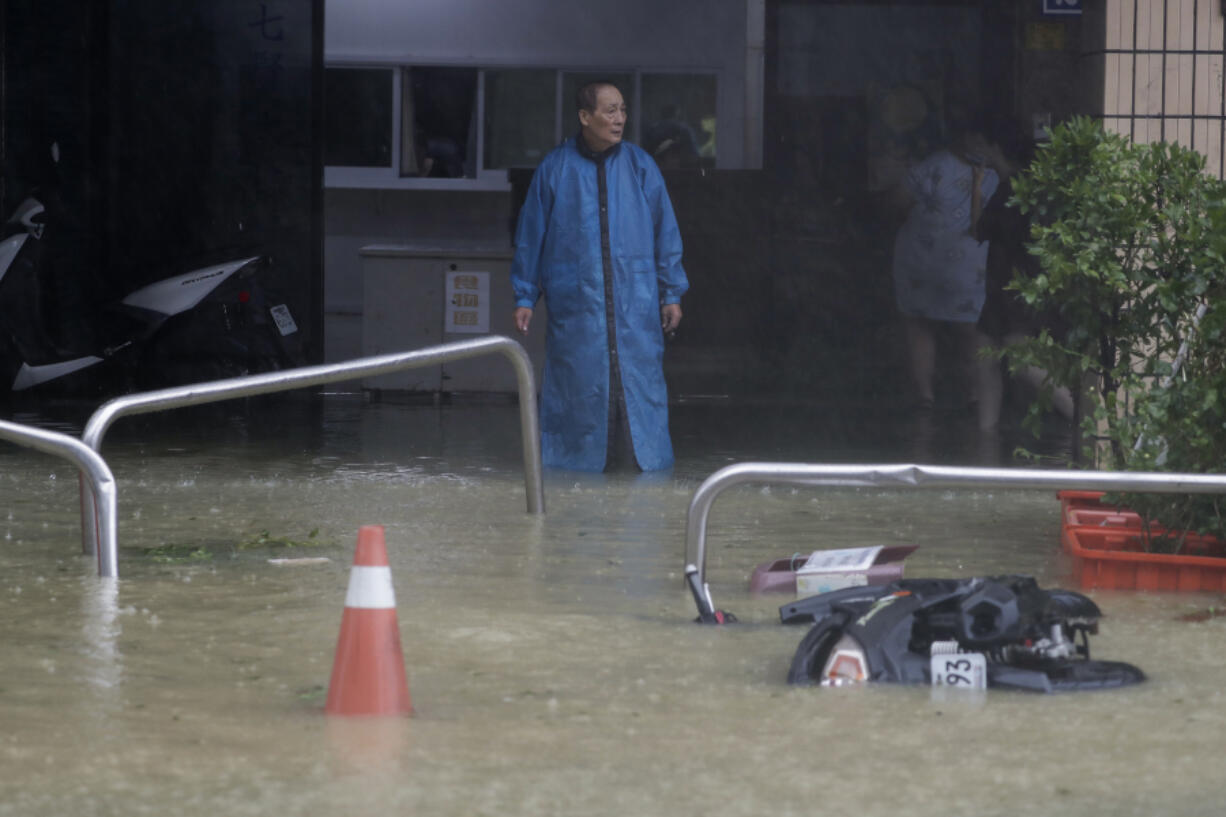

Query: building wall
left=1087, top=0, right=1226, bottom=175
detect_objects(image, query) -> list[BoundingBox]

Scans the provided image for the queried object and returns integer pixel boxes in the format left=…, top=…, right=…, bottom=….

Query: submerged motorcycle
left=0, top=144, right=303, bottom=397
left=780, top=575, right=1146, bottom=693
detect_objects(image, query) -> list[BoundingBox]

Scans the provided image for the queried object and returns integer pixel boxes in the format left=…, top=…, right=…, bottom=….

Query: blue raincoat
left=511, top=136, right=688, bottom=471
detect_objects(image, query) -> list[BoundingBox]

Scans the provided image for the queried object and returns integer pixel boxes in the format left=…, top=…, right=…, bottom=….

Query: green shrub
left=1006, top=116, right=1226, bottom=545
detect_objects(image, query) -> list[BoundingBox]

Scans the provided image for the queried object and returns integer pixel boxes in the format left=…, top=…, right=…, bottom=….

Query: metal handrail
left=79, top=336, right=543, bottom=563
left=683, top=462, right=1226, bottom=621
left=0, top=419, right=119, bottom=577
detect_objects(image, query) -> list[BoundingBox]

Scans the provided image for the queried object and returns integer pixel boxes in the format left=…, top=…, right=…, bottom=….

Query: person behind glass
left=891, top=125, right=1004, bottom=419
left=975, top=131, right=1075, bottom=431
left=511, top=81, right=689, bottom=472
left=643, top=104, right=700, bottom=170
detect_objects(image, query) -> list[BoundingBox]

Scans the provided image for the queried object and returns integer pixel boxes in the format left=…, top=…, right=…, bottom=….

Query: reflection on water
left=0, top=394, right=1222, bottom=816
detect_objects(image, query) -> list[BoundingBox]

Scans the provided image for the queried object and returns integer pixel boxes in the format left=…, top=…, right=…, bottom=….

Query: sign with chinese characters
left=445, top=270, right=490, bottom=333
left=795, top=546, right=882, bottom=596
left=1041, top=0, right=1082, bottom=15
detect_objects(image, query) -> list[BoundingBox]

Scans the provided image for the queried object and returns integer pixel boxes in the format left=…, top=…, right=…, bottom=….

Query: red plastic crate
left=1063, top=525, right=1226, bottom=592
left=1065, top=507, right=1146, bottom=530
left=1057, top=490, right=1109, bottom=513
left=1056, top=490, right=1144, bottom=525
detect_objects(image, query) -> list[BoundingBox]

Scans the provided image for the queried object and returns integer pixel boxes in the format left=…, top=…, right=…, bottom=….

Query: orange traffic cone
left=325, top=525, right=413, bottom=716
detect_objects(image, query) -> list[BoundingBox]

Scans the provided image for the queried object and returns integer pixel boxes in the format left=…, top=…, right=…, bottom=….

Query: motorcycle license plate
left=930, top=653, right=987, bottom=689
left=269, top=304, right=299, bottom=336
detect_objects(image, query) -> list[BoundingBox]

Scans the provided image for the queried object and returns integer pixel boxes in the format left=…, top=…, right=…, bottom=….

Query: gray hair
left=575, top=81, right=620, bottom=113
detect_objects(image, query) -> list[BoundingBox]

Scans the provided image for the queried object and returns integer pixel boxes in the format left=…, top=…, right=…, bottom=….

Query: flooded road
left=1, top=394, right=1223, bottom=816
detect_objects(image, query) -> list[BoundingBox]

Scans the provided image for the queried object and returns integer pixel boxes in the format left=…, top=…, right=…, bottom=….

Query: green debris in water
left=138, top=528, right=327, bottom=563
left=143, top=544, right=214, bottom=564
left=236, top=527, right=323, bottom=551
left=1177, top=604, right=1224, bottom=623
left=296, top=684, right=327, bottom=703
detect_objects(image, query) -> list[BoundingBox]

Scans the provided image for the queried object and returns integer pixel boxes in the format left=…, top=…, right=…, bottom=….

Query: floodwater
left=1, top=394, right=1224, bottom=816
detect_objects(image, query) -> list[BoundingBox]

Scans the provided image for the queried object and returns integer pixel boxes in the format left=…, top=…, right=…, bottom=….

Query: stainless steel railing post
left=0, top=419, right=119, bottom=577
left=684, top=462, right=1226, bottom=621
left=79, top=337, right=544, bottom=562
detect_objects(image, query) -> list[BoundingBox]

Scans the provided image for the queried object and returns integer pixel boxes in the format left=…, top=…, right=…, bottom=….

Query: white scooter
left=0, top=144, right=302, bottom=396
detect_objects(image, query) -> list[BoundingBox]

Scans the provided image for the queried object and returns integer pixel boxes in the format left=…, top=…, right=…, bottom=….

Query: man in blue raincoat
left=512, top=81, right=689, bottom=472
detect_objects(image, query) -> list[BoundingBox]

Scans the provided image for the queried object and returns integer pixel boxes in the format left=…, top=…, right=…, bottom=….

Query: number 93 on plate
left=930, top=652, right=987, bottom=690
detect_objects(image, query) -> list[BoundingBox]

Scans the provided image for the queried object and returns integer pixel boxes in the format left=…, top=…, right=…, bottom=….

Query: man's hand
left=661, top=303, right=682, bottom=334
left=514, top=307, right=533, bottom=335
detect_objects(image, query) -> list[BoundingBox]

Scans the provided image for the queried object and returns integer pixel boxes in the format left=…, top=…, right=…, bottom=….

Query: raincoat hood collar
left=574, top=131, right=622, bottom=163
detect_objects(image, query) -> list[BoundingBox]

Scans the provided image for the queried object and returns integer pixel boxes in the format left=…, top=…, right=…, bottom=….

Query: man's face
left=579, top=86, right=626, bottom=153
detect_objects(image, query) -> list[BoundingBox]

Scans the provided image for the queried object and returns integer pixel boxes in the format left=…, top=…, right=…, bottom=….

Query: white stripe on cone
left=344, top=565, right=397, bottom=609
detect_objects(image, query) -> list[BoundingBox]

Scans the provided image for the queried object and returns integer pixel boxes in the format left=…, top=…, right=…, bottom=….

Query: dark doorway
left=760, top=0, right=1020, bottom=410
left=0, top=0, right=325, bottom=386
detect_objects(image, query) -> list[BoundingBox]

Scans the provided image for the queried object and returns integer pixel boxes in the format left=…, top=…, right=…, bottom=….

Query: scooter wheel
left=786, top=615, right=851, bottom=686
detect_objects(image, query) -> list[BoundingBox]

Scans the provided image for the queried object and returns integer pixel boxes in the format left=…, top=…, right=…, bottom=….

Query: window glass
left=325, top=66, right=722, bottom=178
left=640, top=73, right=717, bottom=169
left=324, top=68, right=392, bottom=167
left=484, top=69, right=557, bottom=169
left=562, top=72, right=635, bottom=142
left=402, top=67, right=478, bottom=178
